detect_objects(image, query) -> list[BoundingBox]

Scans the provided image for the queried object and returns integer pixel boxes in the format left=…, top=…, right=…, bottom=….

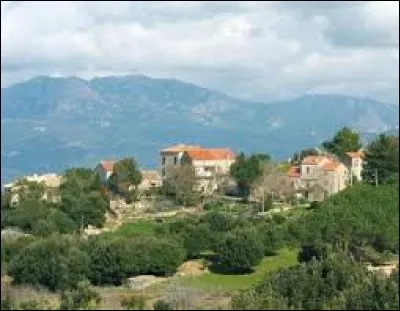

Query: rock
left=125, top=275, right=165, bottom=290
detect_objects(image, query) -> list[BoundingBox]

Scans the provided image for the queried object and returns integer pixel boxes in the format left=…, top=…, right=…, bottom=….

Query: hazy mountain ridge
left=1, top=75, right=399, bottom=184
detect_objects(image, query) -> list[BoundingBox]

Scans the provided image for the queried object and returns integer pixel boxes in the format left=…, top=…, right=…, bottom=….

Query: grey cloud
left=1, top=1, right=398, bottom=105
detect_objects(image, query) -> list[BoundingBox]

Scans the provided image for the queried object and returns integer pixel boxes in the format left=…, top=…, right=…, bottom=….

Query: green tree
left=8, top=235, right=89, bottom=291
left=108, top=158, right=142, bottom=202
left=322, top=127, right=362, bottom=160
left=216, top=228, right=264, bottom=273
left=163, top=165, right=199, bottom=206
left=362, top=134, right=399, bottom=185
left=230, top=152, right=271, bottom=198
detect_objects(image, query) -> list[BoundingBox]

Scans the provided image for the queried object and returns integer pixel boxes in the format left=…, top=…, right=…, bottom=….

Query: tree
left=8, top=235, right=89, bottom=291
left=164, top=165, right=199, bottom=206
left=108, top=158, right=142, bottom=202
left=230, top=152, right=271, bottom=198
left=60, top=192, right=107, bottom=229
left=291, top=148, right=319, bottom=164
left=216, top=229, right=265, bottom=273
left=362, top=134, right=399, bottom=185
left=322, top=127, right=362, bottom=160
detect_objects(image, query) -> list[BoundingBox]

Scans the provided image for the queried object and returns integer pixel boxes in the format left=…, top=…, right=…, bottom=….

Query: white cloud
left=1, top=1, right=399, bottom=104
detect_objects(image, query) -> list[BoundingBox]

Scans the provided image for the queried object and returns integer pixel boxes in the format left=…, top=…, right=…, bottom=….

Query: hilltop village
left=1, top=128, right=399, bottom=310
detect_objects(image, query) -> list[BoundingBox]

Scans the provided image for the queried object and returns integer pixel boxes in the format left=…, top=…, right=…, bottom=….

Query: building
left=3, top=173, right=62, bottom=205
left=159, top=144, right=201, bottom=180
left=343, top=151, right=364, bottom=182
left=159, top=144, right=236, bottom=194
left=138, top=170, right=162, bottom=191
left=95, top=160, right=116, bottom=183
left=181, top=148, right=236, bottom=193
left=288, top=155, right=349, bottom=201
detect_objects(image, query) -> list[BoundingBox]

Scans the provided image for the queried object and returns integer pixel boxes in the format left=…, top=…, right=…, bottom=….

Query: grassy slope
left=178, top=248, right=298, bottom=291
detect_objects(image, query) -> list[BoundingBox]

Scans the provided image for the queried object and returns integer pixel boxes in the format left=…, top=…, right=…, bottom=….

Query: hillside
left=1, top=75, right=399, bottom=184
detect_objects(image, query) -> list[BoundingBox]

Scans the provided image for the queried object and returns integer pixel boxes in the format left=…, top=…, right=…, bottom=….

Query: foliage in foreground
left=232, top=254, right=399, bottom=310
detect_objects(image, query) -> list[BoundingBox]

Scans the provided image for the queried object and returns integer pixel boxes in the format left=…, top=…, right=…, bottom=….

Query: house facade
left=159, top=144, right=201, bottom=180
left=288, top=155, right=349, bottom=201
left=181, top=148, right=236, bottom=193
left=343, top=151, right=364, bottom=182
left=3, top=173, right=62, bottom=205
left=95, top=160, right=116, bottom=183
left=159, top=144, right=236, bottom=194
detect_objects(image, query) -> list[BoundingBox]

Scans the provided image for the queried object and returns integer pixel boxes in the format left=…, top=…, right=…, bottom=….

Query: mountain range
left=1, top=75, right=399, bottom=184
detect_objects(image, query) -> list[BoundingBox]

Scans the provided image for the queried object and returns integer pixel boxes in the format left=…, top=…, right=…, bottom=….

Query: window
left=162, top=157, right=165, bottom=165
left=306, top=167, right=310, bottom=174
left=174, top=156, right=177, bottom=165
left=162, top=168, right=166, bottom=177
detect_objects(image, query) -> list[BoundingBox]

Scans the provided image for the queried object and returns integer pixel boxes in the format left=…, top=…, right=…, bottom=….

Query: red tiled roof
left=322, top=161, right=340, bottom=171
left=346, top=151, right=365, bottom=158
left=185, top=148, right=235, bottom=161
left=302, top=155, right=327, bottom=165
left=99, top=160, right=116, bottom=172
left=287, top=166, right=300, bottom=178
left=161, top=144, right=201, bottom=153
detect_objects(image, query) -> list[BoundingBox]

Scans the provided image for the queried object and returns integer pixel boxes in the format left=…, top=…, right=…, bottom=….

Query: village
left=1, top=131, right=399, bottom=310
left=3, top=142, right=365, bottom=212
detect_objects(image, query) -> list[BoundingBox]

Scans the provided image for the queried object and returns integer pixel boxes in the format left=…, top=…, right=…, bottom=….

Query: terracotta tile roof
left=346, top=151, right=365, bottom=158
left=161, top=144, right=201, bottom=153
left=99, top=160, right=116, bottom=172
left=287, top=166, right=301, bottom=178
left=185, top=148, right=235, bottom=161
left=141, top=170, right=161, bottom=180
left=322, top=161, right=340, bottom=171
left=207, top=148, right=236, bottom=160
left=301, top=155, right=328, bottom=165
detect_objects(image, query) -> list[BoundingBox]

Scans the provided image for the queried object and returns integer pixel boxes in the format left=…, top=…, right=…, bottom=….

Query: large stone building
left=288, top=155, right=349, bottom=201
left=160, top=144, right=236, bottom=194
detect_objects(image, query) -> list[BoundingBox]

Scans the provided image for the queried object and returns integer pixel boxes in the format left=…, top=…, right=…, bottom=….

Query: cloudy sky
left=1, top=1, right=399, bottom=103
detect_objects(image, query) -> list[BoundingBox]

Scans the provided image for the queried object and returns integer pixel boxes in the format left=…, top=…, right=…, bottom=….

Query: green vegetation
left=232, top=254, right=399, bottom=310
left=363, top=133, right=399, bottom=185
left=8, top=235, right=89, bottom=291
left=108, top=157, right=142, bottom=203
left=216, top=228, right=265, bottom=273
left=322, top=126, right=362, bottom=160
left=229, top=152, right=271, bottom=198
left=180, top=248, right=297, bottom=291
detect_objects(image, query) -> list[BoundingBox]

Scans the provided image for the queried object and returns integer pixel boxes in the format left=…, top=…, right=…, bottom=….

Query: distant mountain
left=1, top=75, right=399, bottom=184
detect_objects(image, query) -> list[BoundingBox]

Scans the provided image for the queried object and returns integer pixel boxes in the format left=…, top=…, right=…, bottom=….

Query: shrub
left=8, top=235, right=89, bottom=291
left=216, top=229, right=264, bottom=273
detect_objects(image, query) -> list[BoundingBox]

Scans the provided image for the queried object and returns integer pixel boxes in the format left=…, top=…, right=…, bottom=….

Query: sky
left=1, top=1, right=399, bottom=104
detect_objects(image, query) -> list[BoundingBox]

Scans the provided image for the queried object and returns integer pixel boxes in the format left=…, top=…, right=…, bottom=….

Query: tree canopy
left=362, top=134, right=399, bottom=185
left=322, top=127, right=362, bottom=160
left=230, top=152, right=271, bottom=198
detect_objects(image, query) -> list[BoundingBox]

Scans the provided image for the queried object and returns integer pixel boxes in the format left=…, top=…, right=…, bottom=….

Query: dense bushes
left=232, top=254, right=399, bottom=310
left=84, top=235, right=186, bottom=286
left=216, top=228, right=265, bottom=273
left=8, top=235, right=89, bottom=291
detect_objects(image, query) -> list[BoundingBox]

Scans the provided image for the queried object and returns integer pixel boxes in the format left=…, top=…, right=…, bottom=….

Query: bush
left=200, top=212, right=234, bottom=232
left=8, top=235, right=89, bottom=291
left=85, top=236, right=186, bottom=286
left=60, top=280, right=101, bottom=310
left=216, top=229, right=264, bottom=273
left=153, top=300, right=174, bottom=310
